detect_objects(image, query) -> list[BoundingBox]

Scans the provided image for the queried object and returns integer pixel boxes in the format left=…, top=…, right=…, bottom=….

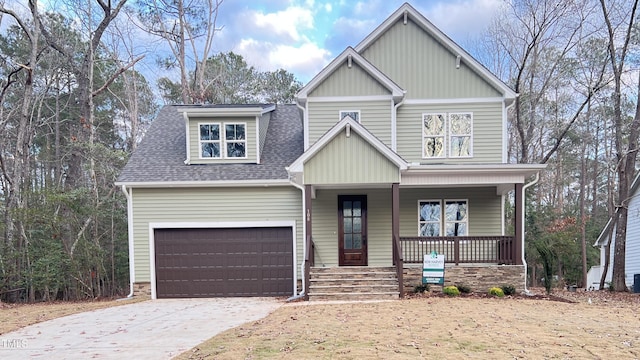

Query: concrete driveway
left=0, top=297, right=282, bottom=359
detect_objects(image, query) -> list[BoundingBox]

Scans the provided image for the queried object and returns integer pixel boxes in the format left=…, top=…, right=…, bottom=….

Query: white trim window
left=340, top=110, right=361, bottom=123
left=199, top=122, right=246, bottom=159
left=418, top=200, right=441, bottom=236
left=422, top=112, right=473, bottom=159
left=418, top=199, right=468, bottom=236
left=422, top=113, right=445, bottom=158
left=444, top=200, right=468, bottom=236
left=449, top=113, right=472, bottom=158
left=225, top=123, right=246, bottom=158
left=199, top=123, right=221, bottom=158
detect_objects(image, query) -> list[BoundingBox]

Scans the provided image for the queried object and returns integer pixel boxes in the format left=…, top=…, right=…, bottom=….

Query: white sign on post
left=422, top=251, right=445, bottom=285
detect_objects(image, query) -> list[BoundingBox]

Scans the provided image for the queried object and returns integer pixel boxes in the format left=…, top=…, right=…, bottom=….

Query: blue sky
left=7, top=0, right=504, bottom=85
left=211, top=0, right=505, bottom=83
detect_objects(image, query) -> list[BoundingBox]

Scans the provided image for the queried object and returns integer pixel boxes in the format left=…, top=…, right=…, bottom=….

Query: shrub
left=501, top=284, right=516, bottom=296
left=443, top=285, right=460, bottom=297
left=488, top=287, right=505, bottom=297
left=607, top=282, right=615, bottom=292
left=455, top=283, right=472, bottom=294
left=414, top=284, right=430, bottom=293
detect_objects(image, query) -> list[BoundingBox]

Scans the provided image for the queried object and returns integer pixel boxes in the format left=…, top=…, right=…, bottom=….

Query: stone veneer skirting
left=133, top=282, right=151, bottom=297
left=403, top=264, right=525, bottom=294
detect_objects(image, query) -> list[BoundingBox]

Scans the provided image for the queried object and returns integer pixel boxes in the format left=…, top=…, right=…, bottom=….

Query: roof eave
left=177, top=105, right=276, bottom=117
left=115, top=179, right=292, bottom=188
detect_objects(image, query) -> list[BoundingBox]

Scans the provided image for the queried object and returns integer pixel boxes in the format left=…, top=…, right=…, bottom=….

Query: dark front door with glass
left=338, top=195, right=367, bottom=266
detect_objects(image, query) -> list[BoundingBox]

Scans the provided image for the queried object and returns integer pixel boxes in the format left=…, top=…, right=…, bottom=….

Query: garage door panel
left=155, top=227, right=293, bottom=298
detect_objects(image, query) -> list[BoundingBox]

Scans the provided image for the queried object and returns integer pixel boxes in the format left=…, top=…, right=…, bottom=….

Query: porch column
left=392, top=182, right=403, bottom=298
left=392, top=183, right=400, bottom=262
left=304, top=184, right=313, bottom=300
left=514, top=183, right=523, bottom=265
left=305, top=184, right=313, bottom=241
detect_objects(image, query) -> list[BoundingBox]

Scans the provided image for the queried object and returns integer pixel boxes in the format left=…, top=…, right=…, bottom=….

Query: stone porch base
left=403, top=264, right=525, bottom=294
left=133, top=282, right=151, bottom=297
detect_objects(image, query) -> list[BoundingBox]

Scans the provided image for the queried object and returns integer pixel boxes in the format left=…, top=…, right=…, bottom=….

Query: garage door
left=154, top=227, right=293, bottom=298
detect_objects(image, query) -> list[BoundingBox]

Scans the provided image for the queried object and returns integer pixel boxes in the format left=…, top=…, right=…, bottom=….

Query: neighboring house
left=116, top=3, right=545, bottom=300
left=590, top=173, right=640, bottom=291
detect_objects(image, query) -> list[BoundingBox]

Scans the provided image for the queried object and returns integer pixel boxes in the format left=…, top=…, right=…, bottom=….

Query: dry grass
left=177, top=290, right=640, bottom=360
left=0, top=296, right=149, bottom=335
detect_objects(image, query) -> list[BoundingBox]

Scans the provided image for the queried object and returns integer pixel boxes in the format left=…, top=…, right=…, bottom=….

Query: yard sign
left=423, top=251, right=445, bottom=284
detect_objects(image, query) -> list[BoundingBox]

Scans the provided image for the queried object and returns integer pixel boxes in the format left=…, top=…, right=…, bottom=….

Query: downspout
left=288, top=177, right=307, bottom=301
left=392, top=97, right=405, bottom=151
left=296, top=101, right=308, bottom=150
left=120, top=185, right=135, bottom=299
left=521, top=172, right=539, bottom=294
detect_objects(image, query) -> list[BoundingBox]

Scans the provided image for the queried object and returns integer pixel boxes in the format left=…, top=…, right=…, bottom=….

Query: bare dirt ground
left=0, top=296, right=149, bottom=335
left=177, top=288, right=640, bottom=360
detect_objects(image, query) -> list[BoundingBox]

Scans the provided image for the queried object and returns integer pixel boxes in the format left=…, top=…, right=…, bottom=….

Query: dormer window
left=225, top=123, right=246, bottom=158
left=200, top=123, right=221, bottom=158
left=199, top=122, right=246, bottom=159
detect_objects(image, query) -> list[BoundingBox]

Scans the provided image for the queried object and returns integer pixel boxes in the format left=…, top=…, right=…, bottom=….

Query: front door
left=338, top=195, right=367, bottom=266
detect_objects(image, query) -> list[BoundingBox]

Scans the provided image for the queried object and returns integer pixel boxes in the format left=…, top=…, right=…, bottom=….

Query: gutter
left=120, top=185, right=135, bottom=299
left=521, top=172, right=539, bottom=295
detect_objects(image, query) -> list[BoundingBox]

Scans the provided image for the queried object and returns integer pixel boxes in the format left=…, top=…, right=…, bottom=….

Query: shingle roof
left=116, top=104, right=303, bottom=184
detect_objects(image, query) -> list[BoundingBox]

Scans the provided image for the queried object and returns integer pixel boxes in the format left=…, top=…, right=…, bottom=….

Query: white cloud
left=325, top=3, right=332, bottom=12
left=250, top=6, right=315, bottom=42
left=235, top=38, right=331, bottom=83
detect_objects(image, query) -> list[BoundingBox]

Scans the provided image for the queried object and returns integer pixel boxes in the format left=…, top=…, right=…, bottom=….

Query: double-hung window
left=199, top=122, right=246, bottom=159
left=419, top=200, right=468, bottom=237
left=200, top=123, right=221, bottom=158
left=422, top=112, right=472, bottom=158
left=224, top=123, right=246, bottom=158
left=422, top=114, right=445, bottom=158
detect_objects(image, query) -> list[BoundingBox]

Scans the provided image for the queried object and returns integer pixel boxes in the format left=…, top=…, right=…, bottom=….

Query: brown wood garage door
left=154, top=227, right=293, bottom=298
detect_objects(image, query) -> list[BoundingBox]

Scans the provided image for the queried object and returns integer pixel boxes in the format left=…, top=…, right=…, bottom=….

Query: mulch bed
left=404, top=286, right=640, bottom=305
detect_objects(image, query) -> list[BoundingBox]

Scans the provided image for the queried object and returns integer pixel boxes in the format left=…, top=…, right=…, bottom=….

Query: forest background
left=0, top=0, right=638, bottom=301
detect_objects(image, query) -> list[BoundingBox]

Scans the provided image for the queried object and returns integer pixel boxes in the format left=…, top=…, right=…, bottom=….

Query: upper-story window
left=200, top=123, right=221, bottom=158
left=449, top=113, right=472, bottom=157
left=340, top=110, right=360, bottom=123
left=418, top=199, right=468, bottom=237
left=224, top=123, right=246, bottom=158
left=422, top=112, right=473, bottom=159
left=199, top=122, right=246, bottom=159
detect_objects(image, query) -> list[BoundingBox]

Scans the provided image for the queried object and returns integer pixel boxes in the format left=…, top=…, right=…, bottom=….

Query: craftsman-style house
left=116, top=3, right=545, bottom=300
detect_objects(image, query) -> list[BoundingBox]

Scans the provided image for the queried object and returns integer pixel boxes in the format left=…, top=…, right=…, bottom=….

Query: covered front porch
left=287, top=117, right=544, bottom=299
left=300, top=182, right=527, bottom=300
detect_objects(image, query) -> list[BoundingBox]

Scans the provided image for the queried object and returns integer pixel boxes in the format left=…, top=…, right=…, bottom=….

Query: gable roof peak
left=296, top=47, right=405, bottom=103
left=355, top=2, right=516, bottom=100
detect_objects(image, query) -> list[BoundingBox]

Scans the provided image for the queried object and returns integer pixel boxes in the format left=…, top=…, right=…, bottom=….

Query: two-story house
left=116, top=3, right=546, bottom=300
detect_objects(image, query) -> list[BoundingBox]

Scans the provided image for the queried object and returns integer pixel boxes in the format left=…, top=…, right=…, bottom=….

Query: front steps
left=308, top=266, right=400, bottom=301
